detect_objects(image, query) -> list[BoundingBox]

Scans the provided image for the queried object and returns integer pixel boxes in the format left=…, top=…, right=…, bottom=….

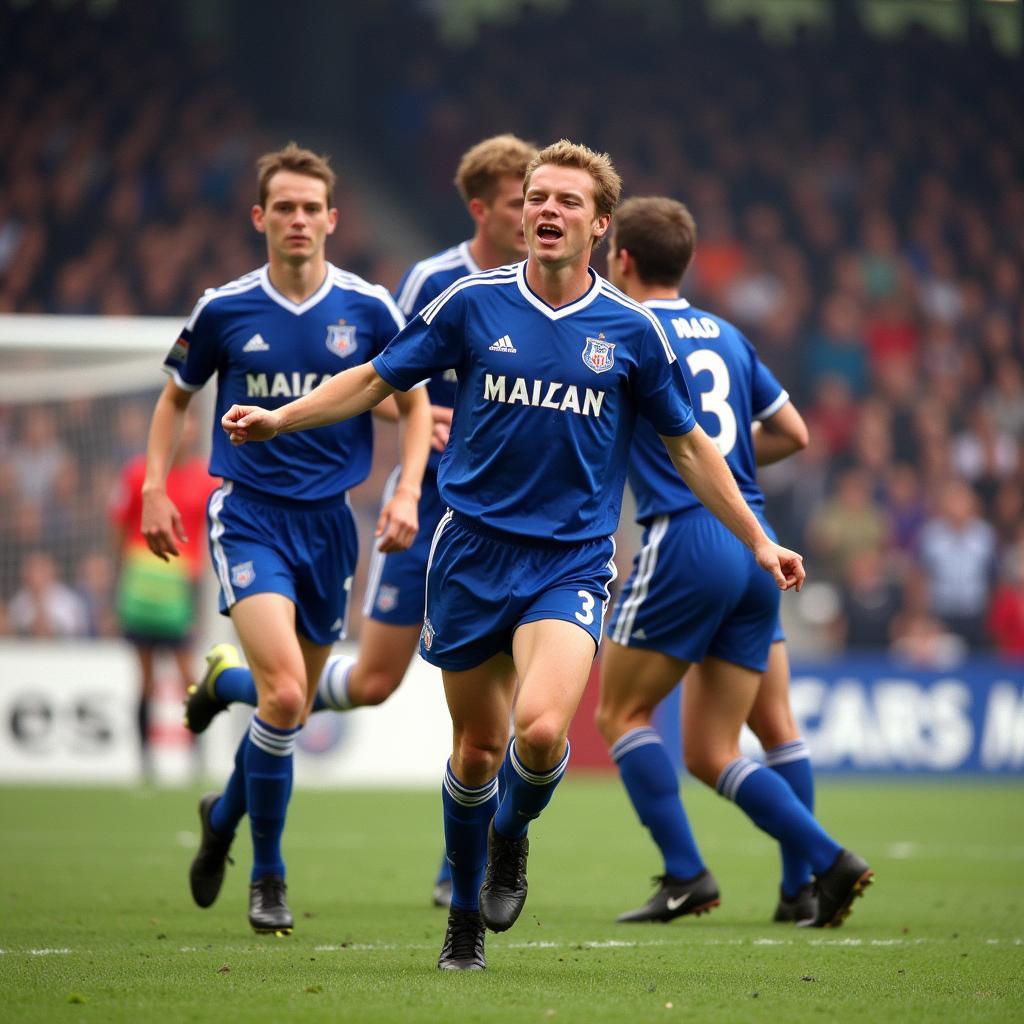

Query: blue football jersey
left=164, top=264, right=405, bottom=501
left=394, top=241, right=489, bottom=468
left=627, top=298, right=788, bottom=522
left=373, top=261, right=695, bottom=542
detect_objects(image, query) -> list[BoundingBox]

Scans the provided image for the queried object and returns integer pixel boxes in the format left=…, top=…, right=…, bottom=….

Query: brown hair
left=256, top=142, right=336, bottom=208
left=524, top=139, right=622, bottom=218
left=454, top=134, right=538, bottom=204
left=613, top=197, right=697, bottom=286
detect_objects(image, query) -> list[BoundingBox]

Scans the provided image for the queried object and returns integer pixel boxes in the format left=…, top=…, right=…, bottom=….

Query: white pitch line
left=3, top=936, right=1022, bottom=957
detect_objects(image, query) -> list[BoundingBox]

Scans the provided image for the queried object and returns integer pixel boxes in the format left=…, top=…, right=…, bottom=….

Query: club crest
left=375, top=584, right=399, bottom=614
left=421, top=617, right=435, bottom=651
left=326, top=322, right=358, bottom=358
left=231, top=561, right=255, bottom=588
left=582, top=335, right=615, bottom=374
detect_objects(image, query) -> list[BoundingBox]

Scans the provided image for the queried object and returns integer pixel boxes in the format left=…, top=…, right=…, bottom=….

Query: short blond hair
left=256, top=142, right=336, bottom=208
left=525, top=140, right=622, bottom=218
left=454, top=134, right=538, bottom=204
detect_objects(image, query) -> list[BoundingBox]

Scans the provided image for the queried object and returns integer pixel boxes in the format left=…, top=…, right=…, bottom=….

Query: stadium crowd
left=2, top=1, right=1022, bottom=661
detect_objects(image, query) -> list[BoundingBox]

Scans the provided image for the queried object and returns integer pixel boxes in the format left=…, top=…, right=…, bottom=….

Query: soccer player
left=596, top=196, right=873, bottom=929
left=110, top=412, right=215, bottom=782
left=141, top=142, right=432, bottom=935
left=219, top=140, right=805, bottom=970
left=182, top=134, right=537, bottom=907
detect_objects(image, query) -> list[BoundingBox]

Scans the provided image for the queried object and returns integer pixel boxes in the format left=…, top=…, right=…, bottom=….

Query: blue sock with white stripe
left=213, top=667, right=258, bottom=706
left=442, top=762, right=499, bottom=911
left=314, top=654, right=355, bottom=712
left=435, top=755, right=507, bottom=888
left=210, top=729, right=249, bottom=837
left=493, top=738, right=570, bottom=840
left=716, top=757, right=840, bottom=876
left=612, top=728, right=705, bottom=880
left=766, top=739, right=815, bottom=897
left=245, top=716, right=300, bottom=882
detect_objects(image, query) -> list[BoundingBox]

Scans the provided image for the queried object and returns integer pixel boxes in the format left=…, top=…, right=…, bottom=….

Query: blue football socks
left=441, top=762, right=499, bottom=911
left=492, top=738, right=570, bottom=841
left=611, top=727, right=705, bottom=880
left=210, top=729, right=250, bottom=837
left=717, top=757, right=840, bottom=876
left=212, top=666, right=258, bottom=706
left=245, top=716, right=300, bottom=882
left=765, top=739, right=815, bottom=897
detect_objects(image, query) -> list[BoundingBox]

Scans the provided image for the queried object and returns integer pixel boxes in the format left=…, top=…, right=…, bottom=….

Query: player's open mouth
left=537, top=224, right=562, bottom=240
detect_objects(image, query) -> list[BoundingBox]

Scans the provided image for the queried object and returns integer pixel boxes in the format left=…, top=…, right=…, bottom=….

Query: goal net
left=0, top=313, right=403, bottom=645
left=0, top=314, right=194, bottom=641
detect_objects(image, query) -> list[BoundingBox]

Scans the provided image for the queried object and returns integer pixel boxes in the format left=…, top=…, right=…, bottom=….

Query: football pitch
left=2, top=779, right=1021, bottom=1023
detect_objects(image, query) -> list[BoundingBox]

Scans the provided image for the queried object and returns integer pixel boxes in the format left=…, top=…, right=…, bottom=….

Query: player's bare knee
left=261, top=679, right=306, bottom=724
left=515, top=718, right=567, bottom=766
left=454, top=735, right=504, bottom=782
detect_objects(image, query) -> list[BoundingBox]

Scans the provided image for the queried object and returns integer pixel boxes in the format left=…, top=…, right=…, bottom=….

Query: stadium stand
left=2, top=0, right=1022, bottom=662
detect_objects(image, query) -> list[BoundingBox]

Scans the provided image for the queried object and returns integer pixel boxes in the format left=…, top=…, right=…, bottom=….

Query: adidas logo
left=331, top=618, right=344, bottom=631
left=632, top=628, right=647, bottom=640
left=489, top=335, right=517, bottom=353
left=243, top=333, right=270, bottom=352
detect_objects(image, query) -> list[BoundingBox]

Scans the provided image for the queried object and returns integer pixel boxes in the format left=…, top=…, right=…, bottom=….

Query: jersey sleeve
left=634, top=321, right=696, bottom=437
left=162, top=296, right=221, bottom=392
left=369, top=287, right=406, bottom=359
left=751, top=355, right=789, bottom=420
left=372, top=293, right=464, bottom=392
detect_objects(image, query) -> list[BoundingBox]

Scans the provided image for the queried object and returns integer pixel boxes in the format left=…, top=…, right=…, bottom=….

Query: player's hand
left=430, top=405, right=453, bottom=452
left=221, top=404, right=282, bottom=445
left=754, top=541, right=805, bottom=592
left=375, top=486, right=419, bottom=553
left=141, top=488, right=186, bottom=562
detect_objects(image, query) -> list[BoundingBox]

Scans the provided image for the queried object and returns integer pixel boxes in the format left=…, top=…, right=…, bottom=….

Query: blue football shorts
left=207, top=480, right=358, bottom=646
left=362, top=466, right=447, bottom=626
left=605, top=508, right=784, bottom=672
left=419, top=510, right=617, bottom=671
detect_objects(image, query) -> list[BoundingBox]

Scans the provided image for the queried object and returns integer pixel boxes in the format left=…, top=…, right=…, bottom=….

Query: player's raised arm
left=222, top=362, right=395, bottom=445
left=659, top=425, right=805, bottom=591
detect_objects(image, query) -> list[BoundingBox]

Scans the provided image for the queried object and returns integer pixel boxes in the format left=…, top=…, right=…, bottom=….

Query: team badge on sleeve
left=582, top=334, right=615, bottom=374
left=168, top=337, right=189, bottom=362
left=326, top=322, right=358, bottom=358
left=231, top=561, right=255, bottom=588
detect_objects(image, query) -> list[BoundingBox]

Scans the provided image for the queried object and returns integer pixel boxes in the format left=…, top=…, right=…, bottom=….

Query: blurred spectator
left=8, top=407, right=71, bottom=506
left=109, top=414, right=216, bottom=778
left=803, top=292, right=868, bottom=397
left=918, top=480, right=997, bottom=649
left=987, top=553, right=1024, bottom=661
left=951, top=407, right=1019, bottom=499
left=986, top=358, right=1024, bottom=440
left=807, top=467, right=888, bottom=582
left=804, top=374, right=859, bottom=461
left=881, top=463, right=928, bottom=572
left=832, top=546, right=902, bottom=651
left=8, top=551, right=88, bottom=638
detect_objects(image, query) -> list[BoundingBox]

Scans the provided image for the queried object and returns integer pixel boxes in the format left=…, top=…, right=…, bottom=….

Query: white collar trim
left=259, top=263, right=335, bottom=315
left=516, top=261, right=603, bottom=320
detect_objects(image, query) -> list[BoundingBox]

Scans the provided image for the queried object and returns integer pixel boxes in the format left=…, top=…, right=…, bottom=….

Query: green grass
left=1, top=780, right=1022, bottom=1023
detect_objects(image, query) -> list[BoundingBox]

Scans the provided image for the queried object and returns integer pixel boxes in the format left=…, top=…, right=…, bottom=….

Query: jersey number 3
left=686, top=349, right=737, bottom=457
left=575, top=590, right=595, bottom=625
